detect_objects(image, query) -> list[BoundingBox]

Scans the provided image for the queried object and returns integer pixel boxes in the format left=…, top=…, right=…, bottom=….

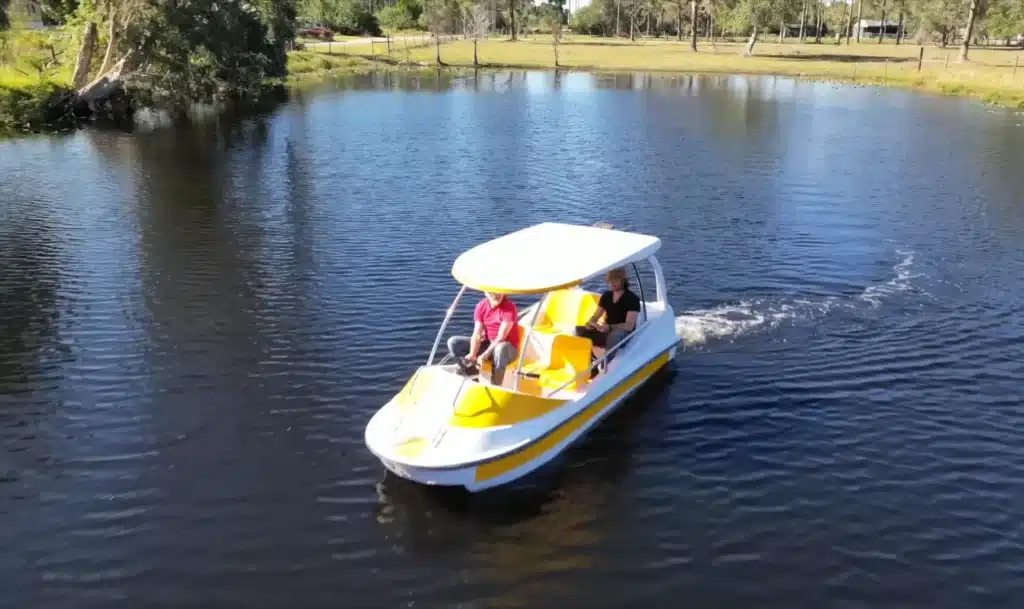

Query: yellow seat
left=536, top=333, right=593, bottom=392
left=534, top=289, right=601, bottom=334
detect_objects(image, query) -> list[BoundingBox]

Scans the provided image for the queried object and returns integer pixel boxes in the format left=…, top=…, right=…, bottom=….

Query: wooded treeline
left=2, top=0, right=296, bottom=119
left=568, top=0, right=1023, bottom=57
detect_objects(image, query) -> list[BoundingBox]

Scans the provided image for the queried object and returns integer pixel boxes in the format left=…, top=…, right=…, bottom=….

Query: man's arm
left=584, top=306, right=606, bottom=329
left=467, top=321, right=484, bottom=359
left=611, top=310, right=638, bottom=333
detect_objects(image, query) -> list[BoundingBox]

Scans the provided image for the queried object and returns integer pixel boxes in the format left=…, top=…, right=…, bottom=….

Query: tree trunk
left=97, top=11, right=119, bottom=77
left=435, top=34, right=441, bottom=64
left=676, top=1, right=682, bottom=41
left=630, top=6, right=635, bottom=41
left=877, top=0, right=886, bottom=43
left=616, top=0, right=621, bottom=37
left=690, top=0, right=698, bottom=50
left=779, top=18, right=785, bottom=43
left=553, top=40, right=559, bottom=66
left=799, top=0, right=807, bottom=42
left=646, top=10, right=651, bottom=36
left=72, top=22, right=98, bottom=90
left=960, top=0, right=978, bottom=60
left=745, top=25, right=758, bottom=55
left=895, top=10, right=903, bottom=44
left=855, top=0, right=863, bottom=42
left=77, top=52, right=132, bottom=102
left=473, top=39, right=478, bottom=66
left=509, top=0, right=517, bottom=40
left=708, top=13, right=714, bottom=42
left=815, top=0, right=822, bottom=43
left=846, top=0, right=855, bottom=44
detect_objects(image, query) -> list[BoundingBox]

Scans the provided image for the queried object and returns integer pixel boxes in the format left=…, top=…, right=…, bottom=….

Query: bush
left=332, top=2, right=382, bottom=36
left=569, top=5, right=604, bottom=36
left=376, top=5, right=416, bottom=31
left=0, top=81, right=74, bottom=133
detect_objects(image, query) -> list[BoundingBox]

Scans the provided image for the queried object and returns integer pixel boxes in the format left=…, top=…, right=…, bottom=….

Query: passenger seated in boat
left=447, top=291, right=521, bottom=386
left=575, top=267, right=641, bottom=368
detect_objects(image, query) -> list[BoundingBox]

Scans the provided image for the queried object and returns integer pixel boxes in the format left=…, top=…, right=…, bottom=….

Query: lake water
left=2, top=71, right=1023, bottom=609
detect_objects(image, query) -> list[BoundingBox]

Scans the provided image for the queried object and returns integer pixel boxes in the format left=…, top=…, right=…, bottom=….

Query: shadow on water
left=0, top=220, right=64, bottom=397
left=373, top=365, right=677, bottom=549
left=757, top=53, right=916, bottom=63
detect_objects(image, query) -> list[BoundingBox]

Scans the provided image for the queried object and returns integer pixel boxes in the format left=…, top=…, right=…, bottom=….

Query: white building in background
left=8, top=0, right=45, bottom=29
left=853, top=19, right=902, bottom=40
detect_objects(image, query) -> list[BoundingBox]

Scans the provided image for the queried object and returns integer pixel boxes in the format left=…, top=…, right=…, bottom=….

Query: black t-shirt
left=599, top=289, right=641, bottom=326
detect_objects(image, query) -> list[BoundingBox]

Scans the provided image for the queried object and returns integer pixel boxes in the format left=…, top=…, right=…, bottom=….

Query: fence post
left=1015, top=56, right=1020, bottom=79
left=944, top=53, right=949, bottom=71
left=917, top=46, right=924, bottom=72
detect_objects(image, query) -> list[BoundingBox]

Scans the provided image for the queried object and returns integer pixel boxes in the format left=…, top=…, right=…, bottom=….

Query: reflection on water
left=1, top=70, right=1023, bottom=609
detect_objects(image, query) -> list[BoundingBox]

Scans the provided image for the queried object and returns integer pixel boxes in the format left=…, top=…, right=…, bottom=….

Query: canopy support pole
left=631, top=261, right=647, bottom=323
left=513, top=294, right=547, bottom=392
left=427, top=285, right=467, bottom=366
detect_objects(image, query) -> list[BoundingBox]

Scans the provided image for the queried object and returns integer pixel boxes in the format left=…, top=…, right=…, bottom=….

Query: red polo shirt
left=474, top=296, right=520, bottom=349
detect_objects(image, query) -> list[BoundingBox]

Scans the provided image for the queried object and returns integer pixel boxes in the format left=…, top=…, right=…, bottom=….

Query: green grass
left=287, top=50, right=377, bottom=77
left=320, top=36, right=1024, bottom=107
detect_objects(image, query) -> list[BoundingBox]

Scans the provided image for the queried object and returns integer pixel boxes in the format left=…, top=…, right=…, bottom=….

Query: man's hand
left=596, top=321, right=609, bottom=333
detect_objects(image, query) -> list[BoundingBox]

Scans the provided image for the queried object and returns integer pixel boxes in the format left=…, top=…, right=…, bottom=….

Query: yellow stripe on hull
left=474, top=351, right=670, bottom=483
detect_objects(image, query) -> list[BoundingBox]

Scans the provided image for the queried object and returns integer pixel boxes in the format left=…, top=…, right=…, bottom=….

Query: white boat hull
left=374, top=363, right=670, bottom=492
left=365, top=306, right=678, bottom=493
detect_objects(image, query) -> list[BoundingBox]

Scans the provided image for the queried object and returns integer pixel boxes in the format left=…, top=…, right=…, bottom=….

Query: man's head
left=484, top=291, right=504, bottom=306
left=605, top=268, right=628, bottom=292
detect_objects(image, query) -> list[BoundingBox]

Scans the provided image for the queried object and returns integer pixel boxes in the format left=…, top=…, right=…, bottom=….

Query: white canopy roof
left=451, top=222, right=662, bottom=295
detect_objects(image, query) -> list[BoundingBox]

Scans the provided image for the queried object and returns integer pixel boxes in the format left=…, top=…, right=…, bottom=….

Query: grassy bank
left=287, top=51, right=382, bottom=80
left=325, top=36, right=1024, bottom=108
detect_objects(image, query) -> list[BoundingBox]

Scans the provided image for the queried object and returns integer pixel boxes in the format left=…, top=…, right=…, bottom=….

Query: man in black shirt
left=575, top=268, right=641, bottom=368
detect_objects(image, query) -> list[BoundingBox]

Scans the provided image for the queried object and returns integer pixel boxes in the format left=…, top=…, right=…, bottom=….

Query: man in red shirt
left=447, top=291, right=520, bottom=386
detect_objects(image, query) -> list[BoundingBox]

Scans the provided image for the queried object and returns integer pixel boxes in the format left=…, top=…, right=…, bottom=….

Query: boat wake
left=674, top=250, right=925, bottom=347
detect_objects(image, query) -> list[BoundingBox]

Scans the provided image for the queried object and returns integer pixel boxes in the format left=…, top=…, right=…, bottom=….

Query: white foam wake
left=857, top=250, right=924, bottom=307
left=674, top=250, right=922, bottom=347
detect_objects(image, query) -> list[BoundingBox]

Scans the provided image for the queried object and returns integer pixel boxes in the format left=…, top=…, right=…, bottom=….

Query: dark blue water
left=1, top=71, right=1023, bottom=609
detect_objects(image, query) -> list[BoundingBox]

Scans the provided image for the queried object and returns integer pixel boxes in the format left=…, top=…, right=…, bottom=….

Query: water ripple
left=1, top=72, right=1023, bottom=609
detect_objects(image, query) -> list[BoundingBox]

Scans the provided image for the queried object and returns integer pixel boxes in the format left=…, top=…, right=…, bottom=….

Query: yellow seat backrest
left=541, top=289, right=601, bottom=331
left=539, top=333, right=593, bottom=391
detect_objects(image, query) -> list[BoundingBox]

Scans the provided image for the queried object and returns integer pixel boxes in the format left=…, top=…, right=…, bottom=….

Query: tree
left=846, top=0, right=855, bottom=43
left=466, top=2, right=488, bottom=65
left=987, top=0, right=1024, bottom=45
left=876, top=0, right=887, bottom=43
left=959, top=0, right=980, bottom=59
left=508, top=0, right=516, bottom=38
left=798, top=0, right=807, bottom=40
left=690, top=0, right=698, bottom=49
left=734, top=0, right=798, bottom=54
left=422, top=0, right=458, bottom=63
left=569, top=3, right=604, bottom=33
left=41, top=0, right=80, bottom=24
left=855, top=0, right=863, bottom=40
left=913, top=0, right=965, bottom=47
left=544, top=3, right=561, bottom=65
left=675, top=0, right=685, bottom=39
left=65, top=0, right=296, bottom=115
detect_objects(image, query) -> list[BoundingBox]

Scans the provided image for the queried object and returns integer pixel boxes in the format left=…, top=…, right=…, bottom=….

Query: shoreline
left=322, top=37, right=1024, bottom=109
left=3, top=39, right=1022, bottom=137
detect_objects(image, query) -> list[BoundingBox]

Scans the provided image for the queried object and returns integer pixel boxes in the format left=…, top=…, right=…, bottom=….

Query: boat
left=364, top=222, right=679, bottom=492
